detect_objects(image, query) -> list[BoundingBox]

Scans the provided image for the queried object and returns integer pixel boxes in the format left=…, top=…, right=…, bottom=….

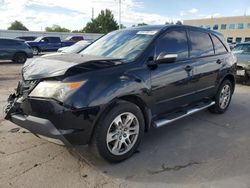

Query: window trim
left=210, top=33, right=229, bottom=55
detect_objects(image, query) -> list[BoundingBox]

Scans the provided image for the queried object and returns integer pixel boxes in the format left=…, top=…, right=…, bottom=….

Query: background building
left=184, top=16, right=250, bottom=43
left=0, top=29, right=103, bottom=41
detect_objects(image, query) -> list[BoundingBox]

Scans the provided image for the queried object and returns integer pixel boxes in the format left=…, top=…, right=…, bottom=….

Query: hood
left=26, top=41, right=38, bottom=45
left=235, top=54, right=250, bottom=68
left=22, top=53, right=123, bottom=80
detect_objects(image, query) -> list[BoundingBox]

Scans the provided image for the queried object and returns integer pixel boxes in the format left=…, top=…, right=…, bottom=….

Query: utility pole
left=118, top=0, right=122, bottom=29
left=92, top=7, right=94, bottom=20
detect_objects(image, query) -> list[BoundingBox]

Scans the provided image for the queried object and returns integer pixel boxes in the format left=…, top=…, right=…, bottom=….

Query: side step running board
left=154, top=101, right=215, bottom=128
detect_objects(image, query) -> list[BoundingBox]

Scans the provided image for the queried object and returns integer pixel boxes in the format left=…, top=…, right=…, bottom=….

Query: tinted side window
left=73, top=36, right=83, bottom=40
left=0, top=39, right=19, bottom=46
left=211, top=34, right=227, bottom=54
left=48, top=37, right=60, bottom=43
left=156, top=30, right=188, bottom=60
left=41, top=37, right=49, bottom=43
left=189, top=30, right=214, bottom=58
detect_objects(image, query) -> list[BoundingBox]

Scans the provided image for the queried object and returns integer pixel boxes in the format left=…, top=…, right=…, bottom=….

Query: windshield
left=62, top=41, right=90, bottom=53
left=34, top=36, right=43, bottom=42
left=233, top=44, right=250, bottom=54
left=80, top=29, right=158, bottom=62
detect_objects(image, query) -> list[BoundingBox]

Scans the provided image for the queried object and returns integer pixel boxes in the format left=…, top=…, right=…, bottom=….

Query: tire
left=91, top=101, right=145, bottom=163
left=242, top=74, right=250, bottom=85
left=208, top=79, right=233, bottom=114
left=32, top=47, right=39, bottom=55
left=13, top=53, right=27, bottom=64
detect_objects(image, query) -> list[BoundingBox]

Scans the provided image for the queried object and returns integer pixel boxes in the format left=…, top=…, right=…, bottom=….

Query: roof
left=0, top=37, right=24, bottom=41
left=124, top=24, right=223, bottom=36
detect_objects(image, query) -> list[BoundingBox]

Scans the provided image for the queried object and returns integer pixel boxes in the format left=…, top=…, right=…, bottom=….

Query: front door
left=150, top=28, right=196, bottom=116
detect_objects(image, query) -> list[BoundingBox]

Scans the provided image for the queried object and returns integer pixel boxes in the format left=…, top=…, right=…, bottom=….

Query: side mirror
left=156, top=53, right=178, bottom=64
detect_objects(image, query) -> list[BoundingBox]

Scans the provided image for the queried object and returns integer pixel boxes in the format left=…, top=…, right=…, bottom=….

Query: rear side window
left=156, top=29, right=188, bottom=60
left=211, top=34, right=228, bottom=54
left=73, top=36, right=83, bottom=40
left=0, top=39, right=21, bottom=46
left=49, top=37, right=60, bottom=43
left=189, top=30, right=214, bottom=58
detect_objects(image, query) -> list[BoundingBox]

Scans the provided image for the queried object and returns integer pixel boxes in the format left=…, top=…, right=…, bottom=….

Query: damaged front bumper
left=4, top=90, right=99, bottom=146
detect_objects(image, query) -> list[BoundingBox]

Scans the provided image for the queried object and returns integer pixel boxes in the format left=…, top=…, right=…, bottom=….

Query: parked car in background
left=15, top=36, right=37, bottom=41
left=233, top=42, right=250, bottom=84
left=57, top=40, right=91, bottom=53
left=65, top=36, right=84, bottom=42
left=0, top=38, right=33, bottom=63
left=27, top=36, right=75, bottom=55
left=5, top=25, right=236, bottom=162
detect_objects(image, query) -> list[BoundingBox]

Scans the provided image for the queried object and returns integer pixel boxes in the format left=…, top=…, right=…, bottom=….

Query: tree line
left=7, top=9, right=182, bottom=34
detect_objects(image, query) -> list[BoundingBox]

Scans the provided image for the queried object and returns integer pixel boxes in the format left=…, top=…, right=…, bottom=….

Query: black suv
left=5, top=25, right=236, bottom=162
left=0, top=38, right=33, bottom=63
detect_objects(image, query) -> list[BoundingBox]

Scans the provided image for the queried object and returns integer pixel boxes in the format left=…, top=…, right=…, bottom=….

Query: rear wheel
left=13, top=53, right=27, bottom=64
left=32, top=47, right=39, bottom=55
left=91, top=101, right=145, bottom=163
left=208, top=80, right=233, bottom=114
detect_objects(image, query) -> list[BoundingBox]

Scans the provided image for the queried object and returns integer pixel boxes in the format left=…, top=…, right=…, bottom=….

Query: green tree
left=83, top=9, right=119, bottom=34
left=132, top=23, right=148, bottom=27
left=137, top=23, right=148, bottom=26
left=8, top=21, right=29, bottom=31
left=176, top=20, right=182, bottom=25
left=45, top=25, right=70, bottom=32
left=71, top=30, right=84, bottom=33
left=120, top=24, right=126, bottom=29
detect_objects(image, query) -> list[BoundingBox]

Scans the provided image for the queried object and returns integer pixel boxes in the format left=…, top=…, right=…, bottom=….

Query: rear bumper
left=5, top=96, right=100, bottom=146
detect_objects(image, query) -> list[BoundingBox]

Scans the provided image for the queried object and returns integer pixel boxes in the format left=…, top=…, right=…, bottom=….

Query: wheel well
left=32, top=46, right=40, bottom=51
left=222, top=74, right=235, bottom=92
left=13, top=51, right=27, bottom=59
left=88, top=96, right=151, bottom=144
left=118, top=95, right=152, bottom=132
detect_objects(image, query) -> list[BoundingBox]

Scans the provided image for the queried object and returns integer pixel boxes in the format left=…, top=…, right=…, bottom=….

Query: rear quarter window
left=48, top=37, right=61, bottom=43
left=211, top=34, right=228, bottom=54
left=0, top=39, right=21, bottom=46
left=189, top=30, right=214, bottom=58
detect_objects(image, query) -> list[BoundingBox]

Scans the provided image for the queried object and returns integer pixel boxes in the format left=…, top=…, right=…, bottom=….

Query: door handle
left=184, top=65, right=193, bottom=72
left=216, top=59, right=222, bottom=64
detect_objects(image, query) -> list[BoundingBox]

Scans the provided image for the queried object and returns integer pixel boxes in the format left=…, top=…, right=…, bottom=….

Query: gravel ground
left=0, top=58, right=250, bottom=188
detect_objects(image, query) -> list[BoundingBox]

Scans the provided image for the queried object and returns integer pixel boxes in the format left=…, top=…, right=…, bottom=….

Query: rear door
left=47, top=37, right=61, bottom=51
left=0, top=39, right=16, bottom=59
left=150, top=28, right=196, bottom=115
left=188, top=29, right=223, bottom=99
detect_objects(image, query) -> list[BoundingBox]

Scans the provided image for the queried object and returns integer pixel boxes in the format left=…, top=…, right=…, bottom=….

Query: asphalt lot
left=0, top=57, right=250, bottom=188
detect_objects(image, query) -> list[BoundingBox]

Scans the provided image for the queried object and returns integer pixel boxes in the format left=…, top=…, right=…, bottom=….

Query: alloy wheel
left=219, top=84, right=231, bottom=109
left=106, top=112, right=139, bottom=156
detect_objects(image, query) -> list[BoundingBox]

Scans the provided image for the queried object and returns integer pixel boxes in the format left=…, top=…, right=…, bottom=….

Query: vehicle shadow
left=0, top=60, right=19, bottom=65
left=72, top=99, right=250, bottom=186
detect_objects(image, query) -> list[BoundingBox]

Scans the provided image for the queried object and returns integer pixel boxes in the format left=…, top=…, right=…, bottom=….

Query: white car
left=57, top=40, right=91, bottom=53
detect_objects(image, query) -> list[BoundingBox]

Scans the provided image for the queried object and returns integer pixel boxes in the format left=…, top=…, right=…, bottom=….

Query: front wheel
left=91, top=101, right=145, bottom=163
left=208, top=80, right=233, bottom=114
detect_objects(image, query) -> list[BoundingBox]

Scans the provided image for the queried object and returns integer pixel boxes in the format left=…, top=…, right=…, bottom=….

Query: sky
left=0, top=0, right=249, bottom=31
